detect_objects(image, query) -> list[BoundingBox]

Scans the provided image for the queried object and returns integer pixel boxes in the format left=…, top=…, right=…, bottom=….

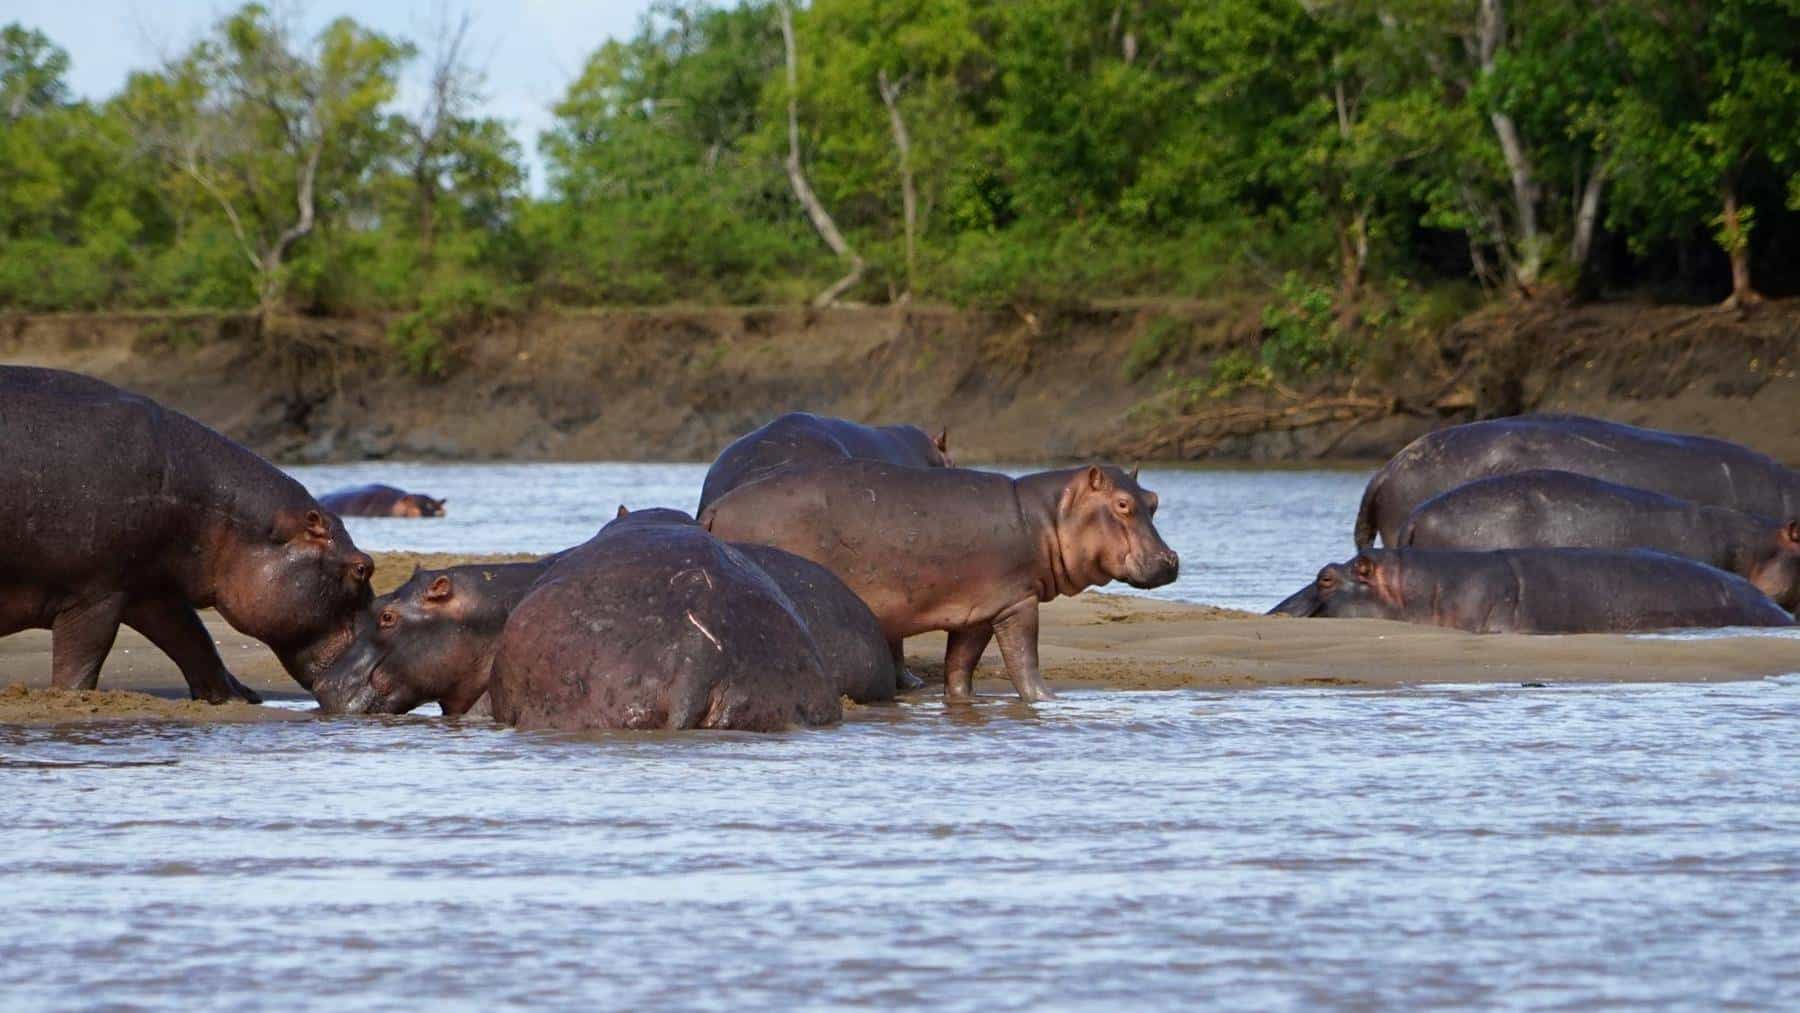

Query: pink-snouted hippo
left=313, top=525, right=900, bottom=717
left=318, top=484, right=446, bottom=518
left=1355, top=415, right=1800, bottom=549
left=1400, top=469, right=1800, bottom=611
left=697, top=411, right=951, bottom=514
left=0, top=366, right=375, bottom=702
left=700, top=462, right=1179, bottom=702
left=1269, top=548, right=1793, bottom=633
left=487, top=509, right=844, bottom=732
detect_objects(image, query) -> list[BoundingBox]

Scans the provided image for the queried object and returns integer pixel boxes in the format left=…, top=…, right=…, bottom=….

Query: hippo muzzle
left=1268, top=583, right=1322, bottom=617
left=1124, top=548, right=1181, bottom=589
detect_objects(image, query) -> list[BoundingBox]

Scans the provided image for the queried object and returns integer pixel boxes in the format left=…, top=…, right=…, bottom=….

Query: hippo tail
left=1353, top=466, right=1388, bottom=549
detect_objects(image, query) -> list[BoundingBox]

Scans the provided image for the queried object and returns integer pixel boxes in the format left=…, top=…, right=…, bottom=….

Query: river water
left=4, top=462, right=1799, bottom=1008
left=288, top=461, right=1368, bottom=612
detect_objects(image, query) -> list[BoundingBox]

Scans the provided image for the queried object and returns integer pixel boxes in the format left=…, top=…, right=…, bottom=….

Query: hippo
left=311, top=557, right=554, bottom=717
left=1269, top=548, right=1793, bottom=633
left=1355, top=415, right=1800, bottom=549
left=318, top=484, right=446, bottom=518
left=696, top=411, right=952, bottom=514
left=488, top=509, right=843, bottom=732
left=315, top=517, right=902, bottom=717
left=0, top=366, right=374, bottom=702
left=700, top=462, right=1180, bottom=702
left=1400, top=470, right=1800, bottom=610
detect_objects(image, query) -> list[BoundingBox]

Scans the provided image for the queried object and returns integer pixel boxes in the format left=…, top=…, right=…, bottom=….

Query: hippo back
left=489, top=513, right=842, bottom=731
left=698, top=412, right=946, bottom=513
left=732, top=543, right=899, bottom=703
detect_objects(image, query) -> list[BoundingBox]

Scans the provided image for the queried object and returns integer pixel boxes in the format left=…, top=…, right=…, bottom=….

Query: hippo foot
left=196, top=674, right=263, bottom=706
left=896, top=667, right=927, bottom=693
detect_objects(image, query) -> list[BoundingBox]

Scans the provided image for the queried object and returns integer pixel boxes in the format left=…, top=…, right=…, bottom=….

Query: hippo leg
left=992, top=600, right=1056, bottom=703
left=49, top=593, right=127, bottom=691
left=123, top=597, right=263, bottom=705
left=889, top=641, right=927, bottom=692
left=942, top=626, right=993, bottom=701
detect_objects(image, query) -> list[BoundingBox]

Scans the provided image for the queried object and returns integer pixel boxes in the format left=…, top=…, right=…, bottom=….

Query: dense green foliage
left=2, top=1, right=1798, bottom=318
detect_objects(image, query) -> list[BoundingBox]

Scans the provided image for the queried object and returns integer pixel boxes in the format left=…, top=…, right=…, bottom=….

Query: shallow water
left=291, top=462, right=1369, bottom=612
left=4, top=681, right=1799, bottom=1008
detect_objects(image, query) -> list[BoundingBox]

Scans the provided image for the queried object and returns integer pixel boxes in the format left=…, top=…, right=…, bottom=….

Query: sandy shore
left=2, top=550, right=1797, bottom=722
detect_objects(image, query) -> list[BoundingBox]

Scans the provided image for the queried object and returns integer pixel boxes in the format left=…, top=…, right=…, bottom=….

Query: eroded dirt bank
left=2, top=552, right=1796, bottom=723
left=2, top=299, right=1795, bottom=465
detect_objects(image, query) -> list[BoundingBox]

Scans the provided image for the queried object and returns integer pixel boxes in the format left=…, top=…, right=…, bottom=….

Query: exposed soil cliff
left=2, top=298, right=1795, bottom=465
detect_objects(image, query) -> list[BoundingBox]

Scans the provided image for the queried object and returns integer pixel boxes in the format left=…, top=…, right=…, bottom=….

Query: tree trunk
left=778, top=0, right=863, bottom=308
left=1477, top=0, right=1542, bottom=291
left=877, top=68, right=917, bottom=298
left=1570, top=162, right=1607, bottom=273
left=1337, top=209, right=1368, bottom=306
left=417, top=166, right=437, bottom=268
left=1719, top=178, right=1761, bottom=310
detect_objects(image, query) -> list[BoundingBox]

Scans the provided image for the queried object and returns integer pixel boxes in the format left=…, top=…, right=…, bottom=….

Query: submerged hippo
left=488, top=509, right=843, bottom=732
left=1269, top=548, right=1793, bottom=633
left=701, top=462, right=1179, bottom=702
left=0, top=366, right=374, bottom=702
left=318, top=484, right=446, bottom=518
left=315, top=515, right=903, bottom=716
left=1355, top=415, right=1800, bottom=548
left=1401, top=470, right=1800, bottom=610
left=697, top=411, right=951, bottom=514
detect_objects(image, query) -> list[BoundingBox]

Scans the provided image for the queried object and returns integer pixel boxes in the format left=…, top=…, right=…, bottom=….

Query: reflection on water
left=290, top=462, right=1371, bottom=612
left=2, top=682, right=1798, bottom=1007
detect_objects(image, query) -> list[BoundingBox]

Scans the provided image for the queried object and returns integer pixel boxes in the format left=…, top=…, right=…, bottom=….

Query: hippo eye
left=378, top=608, right=399, bottom=629
left=350, top=561, right=369, bottom=582
left=1114, top=497, right=1133, bottom=515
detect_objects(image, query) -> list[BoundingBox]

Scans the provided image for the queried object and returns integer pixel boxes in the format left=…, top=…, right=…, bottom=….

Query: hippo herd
left=1273, top=415, right=1800, bottom=633
left=5, top=364, right=1795, bottom=732
left=0, top=366, right=1180, bottom=730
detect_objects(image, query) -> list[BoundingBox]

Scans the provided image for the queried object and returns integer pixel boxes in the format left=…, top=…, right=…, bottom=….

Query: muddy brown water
left=3, top=464, right=1799, bottom=1007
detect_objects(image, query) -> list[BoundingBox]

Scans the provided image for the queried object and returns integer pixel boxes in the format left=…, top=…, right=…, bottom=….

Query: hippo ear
left=1085, top=465, right=1107, bottom=491
left=616, top=504, right=630, bottom=519
left=1351, top=556, right=1375, bottom=582
left=425, top=575, right=453, bottom=602
left=1128, top=463, right=1140, bottom=481
left=934, top=428, right=949, bottom=453
left=304, top=509, right=330, bottom=539
left=1785, top=520, right=1800, bottom=548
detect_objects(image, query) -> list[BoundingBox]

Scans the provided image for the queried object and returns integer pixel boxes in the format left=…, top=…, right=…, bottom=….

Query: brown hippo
left=696, top=411, right=951, bottom=514
left=314, top=517, right=901, bottom=717
left=1269, top=548, right=1793, bottom=633
left=1400, top=470, right=1800, bottom=610
left=1356, top=415, right=1800, bottom=548
left=0, top=366, right=374, bottom=702
left=318, top=484, right=446, bottom=518
left=700, top=462, right=1179, bottom=702
left=488, top=509, right=843, bottom=732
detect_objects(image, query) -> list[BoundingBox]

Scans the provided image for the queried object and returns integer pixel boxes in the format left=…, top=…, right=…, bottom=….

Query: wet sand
left=2, top=551, right=1797, bottom=721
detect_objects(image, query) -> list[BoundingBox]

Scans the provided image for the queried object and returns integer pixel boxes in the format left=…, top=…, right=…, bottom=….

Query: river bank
left=3, top=298, right=1795, bottom=466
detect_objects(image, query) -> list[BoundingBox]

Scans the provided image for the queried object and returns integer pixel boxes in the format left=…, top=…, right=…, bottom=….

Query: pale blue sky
left=4, top=0, right=663, bottom=188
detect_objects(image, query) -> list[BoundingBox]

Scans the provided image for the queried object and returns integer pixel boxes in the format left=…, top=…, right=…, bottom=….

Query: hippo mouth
left=1268, top=584, right=1322, bottom=617
left=1122, top=550, right=1180, bottom=589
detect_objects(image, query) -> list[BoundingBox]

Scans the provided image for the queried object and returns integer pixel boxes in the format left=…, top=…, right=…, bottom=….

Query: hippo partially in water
left=488, top=509, right=844, bottom=732
left=1269, top=548, right=1793, bottom=633
left=314, top=514, right=902, bottom=717
left=1355, top=415, right=1800, bottom=549
left=318, top=484, right=446, bottom=518
left=0, top=366, right=375, bottom=702
left=701, top=462, right=1179, bottom=702
left=1400, top=470, right=1800, bottom=610
left=697, top=411, right=951, bottom=514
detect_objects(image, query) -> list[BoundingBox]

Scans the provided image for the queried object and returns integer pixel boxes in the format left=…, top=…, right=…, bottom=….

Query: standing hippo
left=314, top=520, right=903, bottom=717
left=1355, top=415, right=1800, bottom=548
left=697, top=411, right=951, bottom=514
left=1400, top=470, right=1800, bottom=610
left=488, top=509, right=843, bottom=732
left=701, top=462, right=1180, bottom=702
left=1269, top=548, right=1793, bottom=633
left=0, top=366, right=374, bottom=702
left=318, top=484, right=446, bottom=518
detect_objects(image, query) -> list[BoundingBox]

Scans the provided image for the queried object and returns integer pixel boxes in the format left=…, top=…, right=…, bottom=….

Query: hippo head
left=397, top=495, right=447, bottom=518
left=1268, top=552, right=1403, bottom=619
left=1746, top=520, right=1800, bottom=612
left=606, top=506, right=699, bottom=532
left=1057, top=465, right=1179, bottom=590
left=313, top=569, right=501, bottom=716
left=212, top=507, right=374, bottom=688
